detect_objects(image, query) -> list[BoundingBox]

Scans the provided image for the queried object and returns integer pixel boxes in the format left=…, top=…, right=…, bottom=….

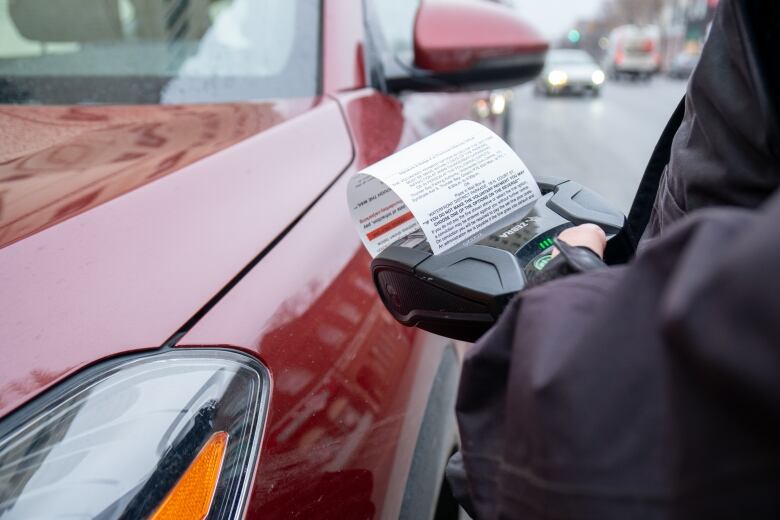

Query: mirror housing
left=385, top=0, right=548, bottom=93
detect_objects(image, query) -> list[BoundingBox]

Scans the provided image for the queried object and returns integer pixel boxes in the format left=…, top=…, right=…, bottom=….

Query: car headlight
left=592, top=70, right=606, bottom=85
left=547, top=70, right=568, bottom=86
left=488, top=91, right=507, bottom=116
left=0, top=350, right=269, bottom=519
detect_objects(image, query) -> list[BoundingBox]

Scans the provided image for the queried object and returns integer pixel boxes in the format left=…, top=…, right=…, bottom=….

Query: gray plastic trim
left=399, top=345, right=460, bottom=520
left=416, top=245, right=525, bottom=296
left=547, top=182, right=625, bottom=232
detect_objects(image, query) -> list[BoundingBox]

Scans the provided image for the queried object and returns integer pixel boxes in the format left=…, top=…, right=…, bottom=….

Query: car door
left=177, top=0, right=544, bottom=517
left=175, top=2, right=461, bottom=519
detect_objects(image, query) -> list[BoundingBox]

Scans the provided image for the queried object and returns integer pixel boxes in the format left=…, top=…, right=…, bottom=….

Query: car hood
left=0, top=101, right=312, bottom=248
left=0, top=98, right=354, bottom=417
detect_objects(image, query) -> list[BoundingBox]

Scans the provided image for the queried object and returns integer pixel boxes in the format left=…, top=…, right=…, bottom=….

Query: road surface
left=510, top=77, right=688, bottom=214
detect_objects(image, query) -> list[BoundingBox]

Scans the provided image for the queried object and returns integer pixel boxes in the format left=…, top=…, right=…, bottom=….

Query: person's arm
left=453, top=1, right=780, bottom=516
left=455, top=192, right=780, bottom=519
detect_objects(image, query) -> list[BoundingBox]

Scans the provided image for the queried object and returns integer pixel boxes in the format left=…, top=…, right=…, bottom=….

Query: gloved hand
left=528, top=224, right=607, bottom=287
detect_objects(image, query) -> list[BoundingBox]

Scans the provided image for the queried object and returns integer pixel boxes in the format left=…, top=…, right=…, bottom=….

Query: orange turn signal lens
left=150, top=431, right=229, bottom=520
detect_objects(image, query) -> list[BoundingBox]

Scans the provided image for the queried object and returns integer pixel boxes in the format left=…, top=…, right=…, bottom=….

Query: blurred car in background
left=0, top=0, right=546, bottom=518
left=667, top=50, right=701, bottom=80
left=603, top=24, right=661, bottom=80
left=535, top=49, right=605, bottom=97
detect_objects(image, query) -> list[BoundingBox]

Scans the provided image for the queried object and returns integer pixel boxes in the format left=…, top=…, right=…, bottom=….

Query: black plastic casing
left=371, top=178, right=625, bottom=342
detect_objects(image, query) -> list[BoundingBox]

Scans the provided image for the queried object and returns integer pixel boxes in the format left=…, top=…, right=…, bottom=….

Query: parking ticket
left=347, top=120, right=541, bottom=257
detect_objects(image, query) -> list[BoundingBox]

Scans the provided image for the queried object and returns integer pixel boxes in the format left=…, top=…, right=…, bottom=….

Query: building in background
left=555, top=0, right=719, bottom=73
left=659, top=0, right=718, bottom=67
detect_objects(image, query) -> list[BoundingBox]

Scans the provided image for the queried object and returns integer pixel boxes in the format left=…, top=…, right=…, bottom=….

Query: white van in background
left=603, top=25, right=661, bottom=80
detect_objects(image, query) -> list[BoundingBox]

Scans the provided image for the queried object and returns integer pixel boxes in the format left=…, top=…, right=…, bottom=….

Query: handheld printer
left=370, top=177, right=625, bottom=342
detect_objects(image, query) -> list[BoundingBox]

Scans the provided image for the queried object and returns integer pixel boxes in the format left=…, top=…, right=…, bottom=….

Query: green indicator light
left=534, top=254, right=553, bottom=271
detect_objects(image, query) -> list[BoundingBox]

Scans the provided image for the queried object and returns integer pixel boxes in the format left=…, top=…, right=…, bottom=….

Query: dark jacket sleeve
left=645, top=0, right=780, bottom=238
left=456, top=193, right=780, bottom=519
left=455, top=2, right=780, bottom=517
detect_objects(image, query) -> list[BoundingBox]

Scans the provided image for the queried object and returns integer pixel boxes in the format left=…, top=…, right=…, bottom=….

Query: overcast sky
left=513, top=0, right=605, bottom=39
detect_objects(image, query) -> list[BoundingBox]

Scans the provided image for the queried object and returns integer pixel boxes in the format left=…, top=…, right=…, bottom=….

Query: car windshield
left=548, top=50, right=595, bottom=66
left=0, top=0, right=320, bottom=105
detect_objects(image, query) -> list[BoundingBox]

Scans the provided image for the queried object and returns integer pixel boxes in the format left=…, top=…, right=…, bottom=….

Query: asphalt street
left=510, top=77, right=689, bottom=214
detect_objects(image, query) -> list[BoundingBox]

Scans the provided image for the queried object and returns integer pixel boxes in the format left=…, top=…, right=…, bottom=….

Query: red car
left=0, top=1, right=545, bottom=518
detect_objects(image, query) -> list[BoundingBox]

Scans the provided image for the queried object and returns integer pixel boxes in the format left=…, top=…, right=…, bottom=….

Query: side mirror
left=385, top=0, right=548, bottom=93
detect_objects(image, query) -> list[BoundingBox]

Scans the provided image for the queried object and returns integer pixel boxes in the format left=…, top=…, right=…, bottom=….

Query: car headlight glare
left=488, top=91, right=507, bottom=116
left=592, top=70, right=606, bottom=85
left=547, top=70, right=568, bottom=86
left=0, top=350, right=269, bottom=520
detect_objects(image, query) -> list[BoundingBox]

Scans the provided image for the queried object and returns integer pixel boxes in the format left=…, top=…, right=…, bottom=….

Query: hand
left=554, top=224, right=607, bottom=259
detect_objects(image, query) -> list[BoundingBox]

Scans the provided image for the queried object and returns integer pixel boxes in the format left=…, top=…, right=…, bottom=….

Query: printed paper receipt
left=347, top=120, right=541, bottom=257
